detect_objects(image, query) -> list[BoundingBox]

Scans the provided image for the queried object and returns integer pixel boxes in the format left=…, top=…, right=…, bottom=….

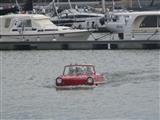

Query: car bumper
left=94, top=80, right=107, bottom=85
left=55, top=85, right=96, bottom=90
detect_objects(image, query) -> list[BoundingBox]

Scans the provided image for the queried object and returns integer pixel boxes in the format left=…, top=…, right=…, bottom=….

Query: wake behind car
left=55, top=64, right=106, bottom=89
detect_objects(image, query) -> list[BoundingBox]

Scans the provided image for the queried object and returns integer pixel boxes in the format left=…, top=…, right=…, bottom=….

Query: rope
left=88, top=30, right=112, bottom=41
left=146, top=30, right=159, bottom=40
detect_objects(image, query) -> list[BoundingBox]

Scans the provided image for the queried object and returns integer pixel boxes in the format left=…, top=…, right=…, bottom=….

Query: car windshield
left=63, top=66, right=94, bottom=75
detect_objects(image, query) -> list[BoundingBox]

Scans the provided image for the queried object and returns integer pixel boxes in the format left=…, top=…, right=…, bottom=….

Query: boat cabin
left=0, top=14, right=58, bottom=35
left=129, top=11, right=160, bottom=40
left=114, top=11, right=160, bottom=40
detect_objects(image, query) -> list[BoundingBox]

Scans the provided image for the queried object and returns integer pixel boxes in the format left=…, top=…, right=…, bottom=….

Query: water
left=0, top=50, right=159, bottom=120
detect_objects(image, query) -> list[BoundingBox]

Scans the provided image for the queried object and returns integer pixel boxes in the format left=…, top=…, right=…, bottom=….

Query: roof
left=64, top=64, right=94, bottom=67
left=113, top=10, right=160, bottom=16
left=0, top=14, right=49, bottom=19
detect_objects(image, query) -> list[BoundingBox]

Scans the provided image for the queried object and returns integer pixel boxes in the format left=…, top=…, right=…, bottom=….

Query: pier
left=0, top=40, right=160, bottom=50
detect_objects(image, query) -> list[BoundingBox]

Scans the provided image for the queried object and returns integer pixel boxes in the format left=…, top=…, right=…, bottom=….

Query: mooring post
left=108, top=43, right=111, bottom=50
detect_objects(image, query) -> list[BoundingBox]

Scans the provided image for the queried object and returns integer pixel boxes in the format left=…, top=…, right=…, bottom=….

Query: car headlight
left=56, top=78, right=63, bottom=84
left=87, top=77, right=94, bottom=85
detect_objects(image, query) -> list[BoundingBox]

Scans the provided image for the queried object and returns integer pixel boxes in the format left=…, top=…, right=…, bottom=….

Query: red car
left=55, top=64, right=106, bottom=89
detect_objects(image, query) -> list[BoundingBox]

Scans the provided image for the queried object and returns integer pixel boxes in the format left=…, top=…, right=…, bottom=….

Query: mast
left=137, top=0, right=142, bottom=8
left=112, top=0, right=115, bottom=11
left=68, top=0, right=72, bottom=9
left=102, top=0, right=106, bottom=13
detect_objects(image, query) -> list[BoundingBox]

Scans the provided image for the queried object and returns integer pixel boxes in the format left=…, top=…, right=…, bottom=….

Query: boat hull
left=55, top=85, right=96, bottom=90
left=0, top=31, right=90, bottom=41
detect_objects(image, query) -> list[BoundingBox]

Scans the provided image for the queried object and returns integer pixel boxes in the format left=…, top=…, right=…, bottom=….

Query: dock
left=0, top=40, right=160, bottom=50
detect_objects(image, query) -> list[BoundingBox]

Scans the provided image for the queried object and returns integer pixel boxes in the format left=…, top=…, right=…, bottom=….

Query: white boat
left=0, top=14, right=90, bottom=41
left=51, top=8, right=104, bottom=30
left=103, top=11, right=160, bottom=40
left=99, top=10, right=130, bottom=33
left=126, top=11, right=160, bottom=40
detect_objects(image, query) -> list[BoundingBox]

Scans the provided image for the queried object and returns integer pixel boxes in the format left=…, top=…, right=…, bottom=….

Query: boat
left=99, top=10, right=130, bottom=33
left=51, top=8, right=104, bottom=30
left=49, top=0, right=104, bottom=30
left=102, top=11, right=160, bottom=40
left=0, top=14, right=90, bottom=41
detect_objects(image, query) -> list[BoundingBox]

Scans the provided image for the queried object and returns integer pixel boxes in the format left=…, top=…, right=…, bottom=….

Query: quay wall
left=0, top=40, right=160, bottom=50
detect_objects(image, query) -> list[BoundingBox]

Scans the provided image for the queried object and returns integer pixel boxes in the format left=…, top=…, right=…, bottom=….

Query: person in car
left=86, top=66, right=93, bottom=74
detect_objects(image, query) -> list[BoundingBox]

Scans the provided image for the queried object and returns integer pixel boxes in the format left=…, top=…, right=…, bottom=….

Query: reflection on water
left=1, top=50, right=159, bottom=120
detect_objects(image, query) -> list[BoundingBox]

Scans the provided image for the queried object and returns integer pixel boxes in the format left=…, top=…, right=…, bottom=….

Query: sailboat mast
left=112, top=0, right=115, bottom=11
left=137, top=0, right=142, bottom=8
left=68, top=0, right=72, bottom=9
left=102, top=0, right=106, bottom=13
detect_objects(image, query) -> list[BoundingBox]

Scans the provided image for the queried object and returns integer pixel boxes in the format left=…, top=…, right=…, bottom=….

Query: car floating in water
left=55, top=64, right=106, bottom=89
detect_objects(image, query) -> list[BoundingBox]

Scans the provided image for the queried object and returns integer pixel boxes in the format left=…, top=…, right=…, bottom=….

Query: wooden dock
left=0, top=40, right=160, bottom=50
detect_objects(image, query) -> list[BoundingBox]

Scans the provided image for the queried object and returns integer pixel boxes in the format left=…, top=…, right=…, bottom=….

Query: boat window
left=68, top=15, right=74, bottom=19
left=60, top=14, right=99, bottom=19
left=17, top=20, right=32, bottom=27
left=75, top=15, right=97, bottom=18
left=34, top=19, right=57, bottom=28
left=140, top=16, right=157, bottom=28
left=5, top=18, right=11, bottom=28
left=24, top=20, right=32, bottom=27
left=61, top=15, right=74, bottom=19
left=111, top=15, right=119, bottom=22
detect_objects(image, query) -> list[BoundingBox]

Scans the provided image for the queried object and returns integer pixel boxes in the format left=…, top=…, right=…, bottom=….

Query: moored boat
left=101, top=10, right=160, bottom=40
left=0, top=14, right=90, bottom=41
left=51, top=8, right=104, bottom=30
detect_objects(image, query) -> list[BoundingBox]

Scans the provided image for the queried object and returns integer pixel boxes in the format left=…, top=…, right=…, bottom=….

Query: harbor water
left=0, top=50, right=159, bottom=120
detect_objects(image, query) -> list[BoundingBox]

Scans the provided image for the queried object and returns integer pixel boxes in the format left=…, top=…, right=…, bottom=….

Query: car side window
left=65, top=66, right=94, bottom=75
left=86, top=66, right=94, bottom=74
left=68, top=67, right=74, bottom=75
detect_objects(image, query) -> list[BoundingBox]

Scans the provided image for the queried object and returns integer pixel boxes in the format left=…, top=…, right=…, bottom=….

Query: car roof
left=64, top=64, right=94, bottom=67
